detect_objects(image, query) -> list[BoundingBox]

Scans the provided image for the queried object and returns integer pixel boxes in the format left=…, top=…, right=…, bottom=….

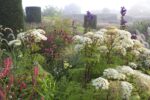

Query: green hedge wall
left=0, top=0, right=24, bottom=33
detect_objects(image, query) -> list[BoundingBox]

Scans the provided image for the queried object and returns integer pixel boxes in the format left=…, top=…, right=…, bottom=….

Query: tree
left=0, top=0, right=24, bottom=33
left=42, top=6, right=62, bottom=16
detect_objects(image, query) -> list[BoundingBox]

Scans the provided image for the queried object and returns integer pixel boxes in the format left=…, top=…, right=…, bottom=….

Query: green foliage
left=128, top=20, right=150, bottom=33
left=25, top=15, right=84, bottom=35
left=130, top=94, right=140, bottom=100
left=107, top=81, right=122, bottom=100
left=36, top=74, right=56, bottom=100
left=42, top=6, right=62, bottom=17
left=0, top=0, right=24, bottom=33
left=68, top=68, right=85, bottom=82
left=55, top=78, right=127, bottom=100
left=33, top=53, right=45, bottom=65
left=139, top=92, right=150, bottom=100
left=55, top=79, right=109, bottom=100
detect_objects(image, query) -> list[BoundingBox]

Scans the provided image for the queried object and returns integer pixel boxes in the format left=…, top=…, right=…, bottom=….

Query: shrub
left=25, top=6, right=41, bottom=23
left=0, top=0, right=24, bottom=34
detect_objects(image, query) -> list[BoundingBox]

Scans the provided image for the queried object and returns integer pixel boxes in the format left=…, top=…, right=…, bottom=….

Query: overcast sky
left=22, top=0, right=148, bottom=12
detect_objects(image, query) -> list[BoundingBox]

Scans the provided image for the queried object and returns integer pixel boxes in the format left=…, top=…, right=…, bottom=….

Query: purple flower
left=86, top=11, right=93, bottom=21
left=120, top=7, right=127, bottom=16
left=87, top=11, right=91, bottom=15
left=131, top=34, right=137, bottom=39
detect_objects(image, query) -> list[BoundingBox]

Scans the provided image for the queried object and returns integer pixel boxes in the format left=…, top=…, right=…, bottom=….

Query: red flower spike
left=9, top=75, right=14, bottom=86
left=0, top=57, right=12, bottom=79
left=0, top=87, right=5, bottom=99
left=20, top=82, right=27, bottom=91
left=34, top=66, right=39, bottom=77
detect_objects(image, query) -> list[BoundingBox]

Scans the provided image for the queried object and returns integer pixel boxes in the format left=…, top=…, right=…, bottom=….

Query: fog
left=23, top=0, right=150, bottom=17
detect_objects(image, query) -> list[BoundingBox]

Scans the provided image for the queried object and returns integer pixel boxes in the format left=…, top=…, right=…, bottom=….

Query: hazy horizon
left=22, top=0, right=149, bottom=13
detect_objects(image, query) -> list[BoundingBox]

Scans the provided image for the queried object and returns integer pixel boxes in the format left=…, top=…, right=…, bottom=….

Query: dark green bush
left=0, top=0, right=24, bottom=33
left=84, top=15, right=97, bottom=30
left=25, top=6, right=41, bottom=23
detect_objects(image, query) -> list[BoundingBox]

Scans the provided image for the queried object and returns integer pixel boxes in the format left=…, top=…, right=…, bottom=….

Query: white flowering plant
left=121, top=81, right=133, bottom=99
left=92, top=77, right=109, bottom=90
left=103, top=68, right=126, bottom=80
left=73, top=31, right=104, bottom=84
left=72, top=27, right=138, bottom=86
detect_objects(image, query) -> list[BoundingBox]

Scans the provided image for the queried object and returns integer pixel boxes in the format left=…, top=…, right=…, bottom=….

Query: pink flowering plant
left=41, top=30, right=73, bottom=79
left=0, top=27, right=55, bottom=100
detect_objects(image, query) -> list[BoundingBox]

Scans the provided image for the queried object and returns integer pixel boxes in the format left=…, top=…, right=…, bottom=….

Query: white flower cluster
left=134, top=70, right=150, bottom=83
left=73, top=34, right=93, bottom=45
left=137, top=48, right=150, bottom=68
left=103, top=65, right=136, bottom=81
left=92, top=77, right=109, bottom=90
left=84, top=32, right=104, bottom=44
left=130, top=50, right=140, bottom=57
left=103, top=68, right=126, bottom=80
left=131, top=39, right=150, bottom=59
left=116, top=66, right=134, bottom=76
left=74, top=44, right=84, bottom=52
left=73, top=27, right=150, bottom=71
left=114, top=30, right=134, bottom=49
left=84, top=32, right=94, bottom=38
left=82, top=37, right=92, bottom=45
left=8, top=29, right=47, bottom=46
left=121, top=81, right=133, bottom=99
left=73, top=35, right=83, bottom=44
left=133, top=70, right=150, bottom=91
left=17, top=29, right=47, bottom=42
left=73, top=31, right=104, bottom=52
left=98, top=46, right=108, bottom=53
left=98, top=27, right=134, bottom=56
left=128, top=62, right=137, bottom=69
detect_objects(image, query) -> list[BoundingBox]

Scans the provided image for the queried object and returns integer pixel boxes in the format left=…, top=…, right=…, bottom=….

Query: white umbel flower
left=99, top=46, right=108, bottom=53
left=92, top=77, right=109, bottom=90
left=36, top=29, right=46, bottom=34
left=17, top=29, right=47, bottom=42
left=31, top=29, right=47, bottom=42
left=34, top=32, right=47, bottom=42
left=73, top=35, right=83, bottom=44
left=99, top=29, right=107, bottom=33
left=128, top=62, right=137, bottom=69
left=121, top=81, right=133, bottom=99
left=95, top=30, right=104, bottom=35
left=103, top=68, right=126, bottom=80
left=131, top=50, right=140, bottom=57
left=116, top=66, right=134, bottom=76
left=17, top=32, right=26, bottom=40
left=92, top=33, right=104, bottom=43
left=74, top=44, right=84, bottom=52
left=133, top=40, right=144, bottom=48
left=84, top=32, right=94, bottom=38
left=114, top=46, right=126, bottom=56
left=82, top=37, right=92, bottom=45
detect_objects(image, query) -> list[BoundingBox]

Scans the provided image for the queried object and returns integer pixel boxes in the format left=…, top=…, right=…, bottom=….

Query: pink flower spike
left=0, top=57, right=12, bottom=79
left=34, top=66, right=39, bottom=77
